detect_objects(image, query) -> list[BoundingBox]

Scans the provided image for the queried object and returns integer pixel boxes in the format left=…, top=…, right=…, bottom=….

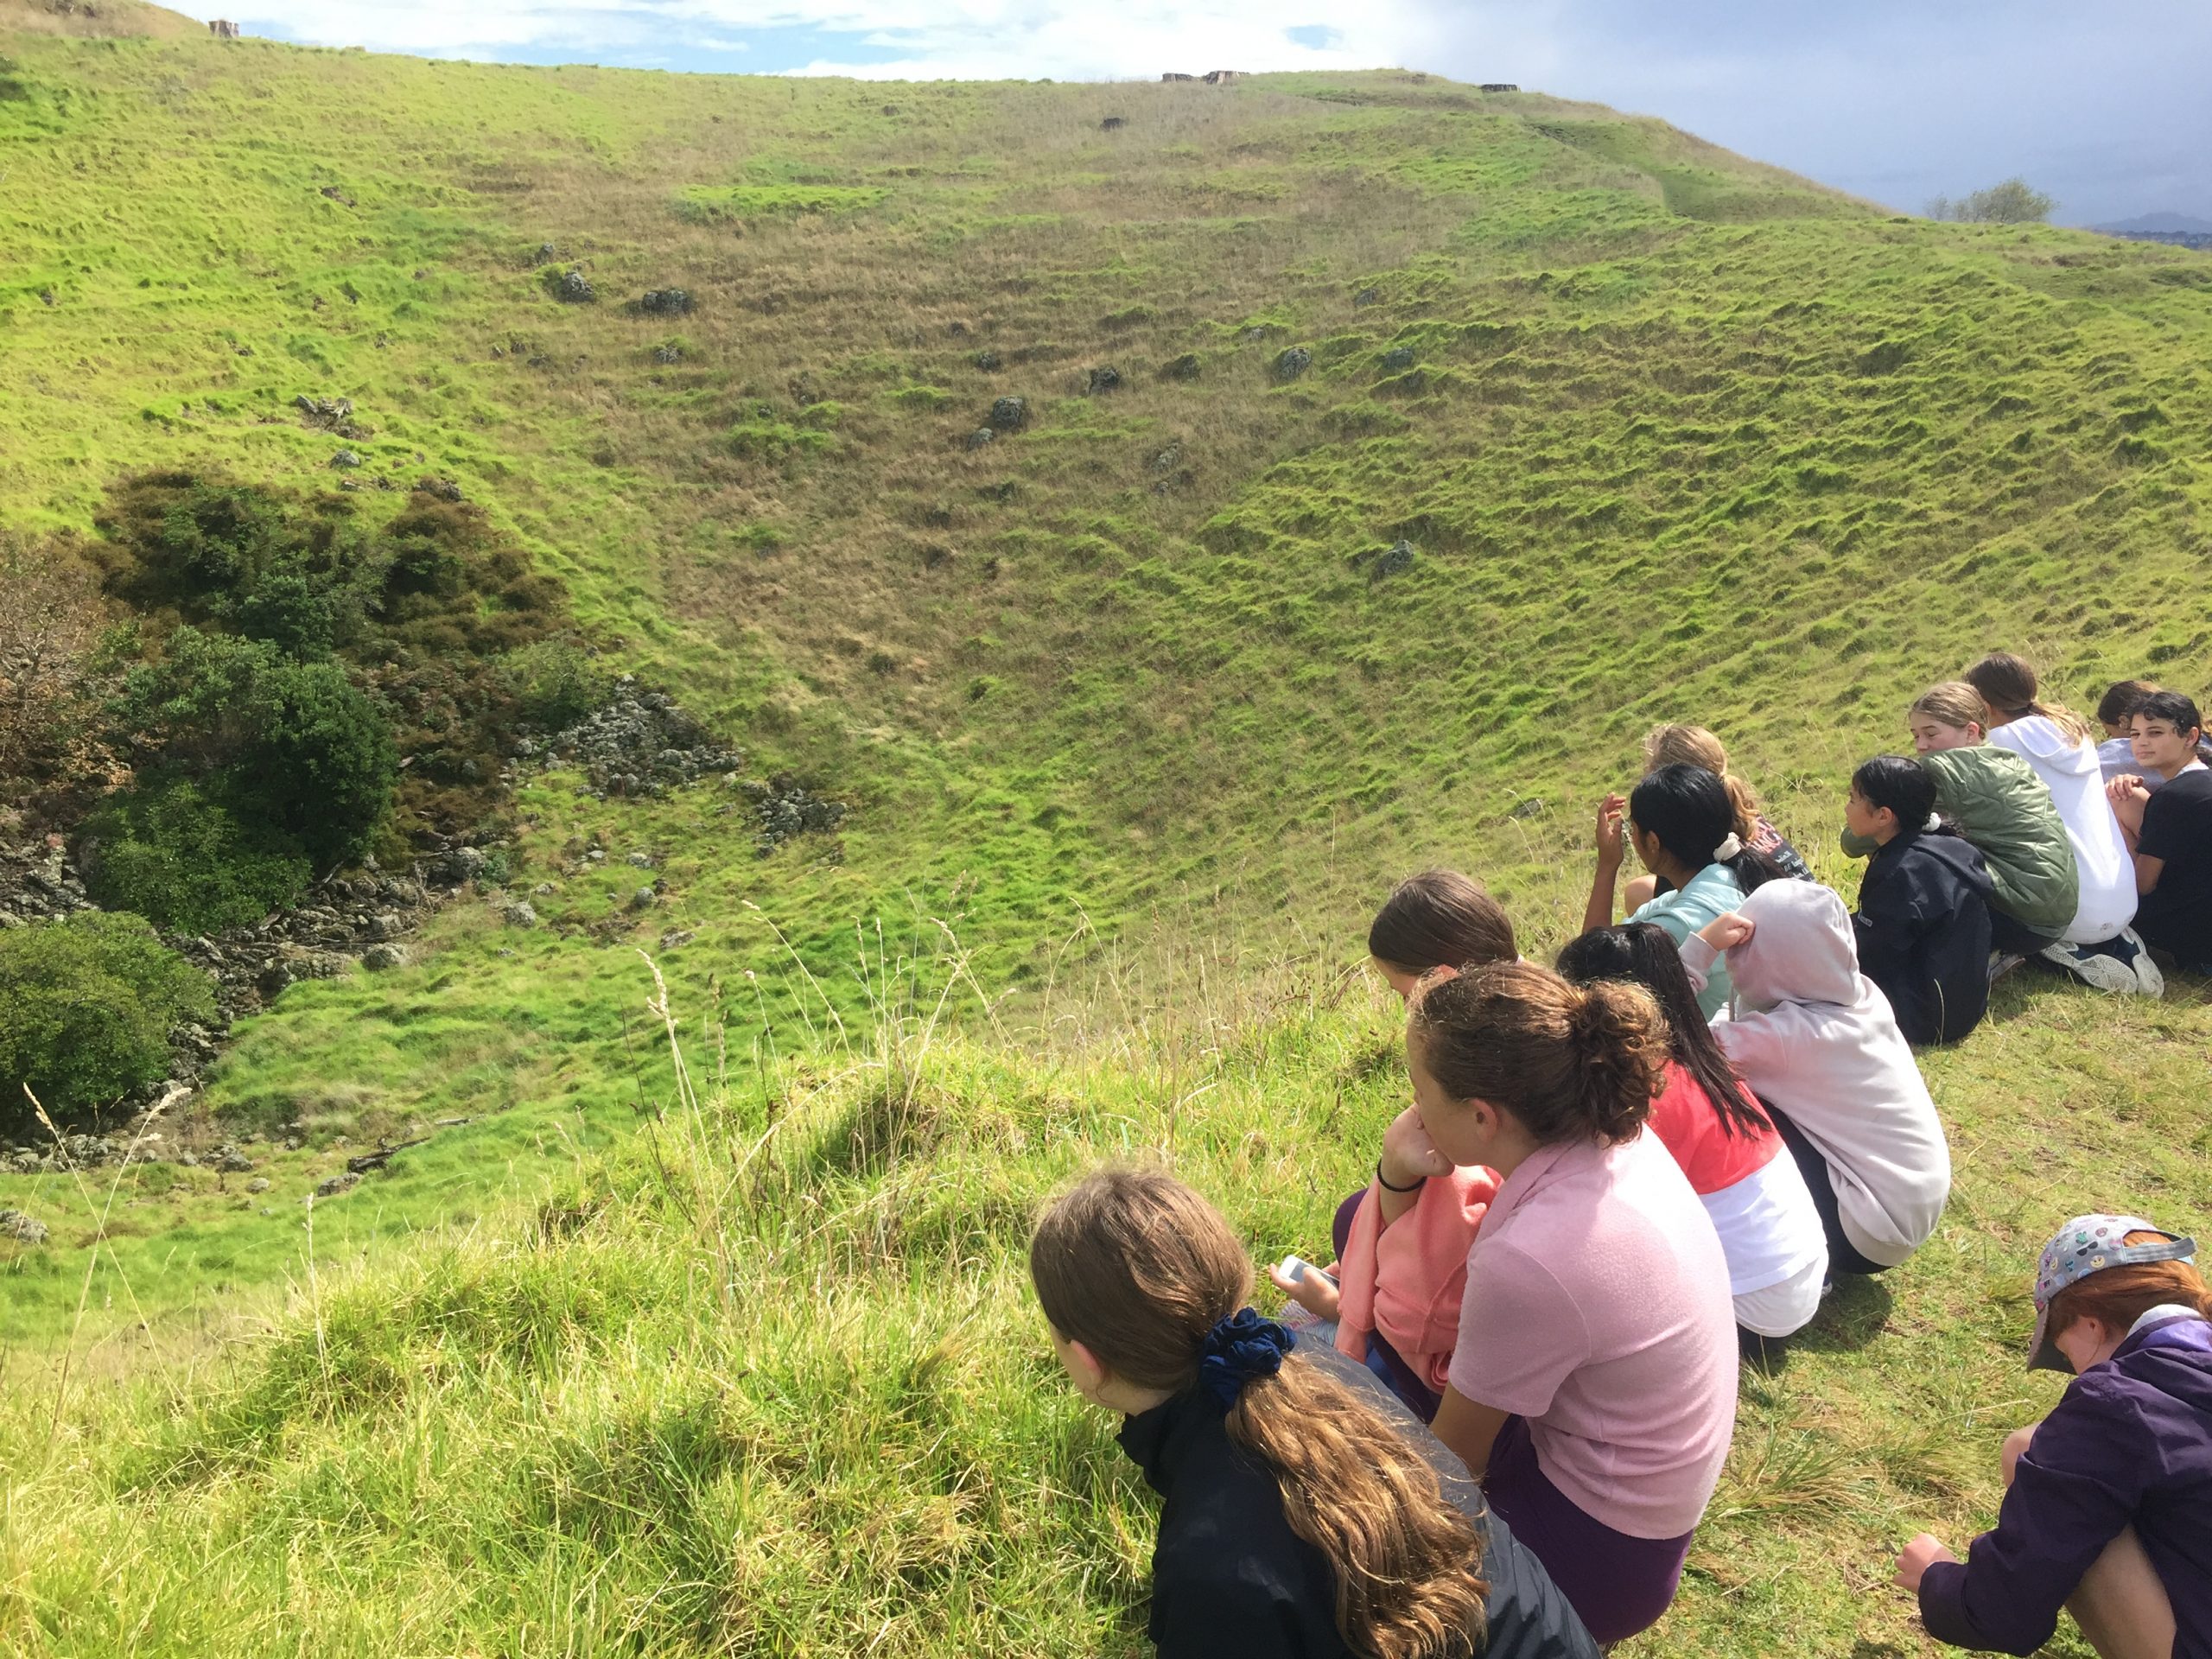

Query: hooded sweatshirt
left=1678, top=880, right=1951, bottom=1268
left=1841, top=745, right=2076, bottom=936
left=1986, top=715, right=2137, bottom=944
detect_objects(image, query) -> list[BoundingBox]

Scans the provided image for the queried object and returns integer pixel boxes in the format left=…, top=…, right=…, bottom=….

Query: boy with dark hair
left=2097, top=679, right=2212, bottom=787
left=1845, top=755, right=1995, bottom=1044
left=2107, top=691, right=2212, bottom=972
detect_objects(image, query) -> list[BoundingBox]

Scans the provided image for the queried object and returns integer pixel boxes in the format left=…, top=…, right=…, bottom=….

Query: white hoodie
left=1679, top=881, right=1951, bottom=1268
left=1988, top=716, right=2136, bottom=944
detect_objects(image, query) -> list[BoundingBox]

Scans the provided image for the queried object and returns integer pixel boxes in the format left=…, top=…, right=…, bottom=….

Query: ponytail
left=1629, top=763, right=1782, bottom=895
left=1554, top=924, right=1769, bottom=1139
left=1642, top=723, right=1764, bottom=842
left=1963, top=652, right=2093, bottom=744
left=1410, top=960, right=1668, bottom=1146
left=1031, top=1170, right=1488, bottom=1659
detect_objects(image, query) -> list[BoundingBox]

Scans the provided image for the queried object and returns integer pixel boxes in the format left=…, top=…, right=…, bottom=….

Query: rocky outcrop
left=517, top=677, right=744, bottom=799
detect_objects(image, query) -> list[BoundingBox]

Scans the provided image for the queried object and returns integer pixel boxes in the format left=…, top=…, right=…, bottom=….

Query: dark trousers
left=1988, top=907, right=2057, bottom=957
left=1764, top=1104, right=1889, bottom=1277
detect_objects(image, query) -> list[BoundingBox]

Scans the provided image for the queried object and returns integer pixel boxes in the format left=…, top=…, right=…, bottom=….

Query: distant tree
left=1926, top=178, right=2056, bottom=225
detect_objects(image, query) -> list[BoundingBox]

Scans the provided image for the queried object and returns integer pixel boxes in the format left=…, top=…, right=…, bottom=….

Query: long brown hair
left=1031, top=1169, right=1488, bottom=1659
left=1369, top=870, right=1517, bottom=978
left=1963, top=652, right=2093, bottom=744
left=2047, top=1230, right=2212, bottom=1338
left=1643, top=722, right=1764, bottom=843
left=1410, top=960, right=1668, bottom=1146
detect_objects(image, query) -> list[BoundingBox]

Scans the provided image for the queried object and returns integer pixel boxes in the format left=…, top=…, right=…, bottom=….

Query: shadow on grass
left=1744, top=1274, right=1896, bottom=1376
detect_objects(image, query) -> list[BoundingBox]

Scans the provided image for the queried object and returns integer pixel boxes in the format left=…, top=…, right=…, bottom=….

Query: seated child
left=1585, top=763, right=1781, bottom=1020
left=1272, top=871, right=1516, bottom=1419
left=1845, top=755, right=1994, bottom=1045
left=2098, top=678, right=2212, bottom=786
left=1676, top=880, right=1951, bottom=1277
left=1963, top=654, right=2153, bottom=994
left=1032, top=1167, right=1602, bottom=1659
left=1895, top=1214, right=2210, bottom=1659
left=1408, top=963, right=1738, bottom=1646
left=2096, top=680, right=2164, bottom=786
left=1555, top=924, right=1827, bottom=1351
left=2106, top=690, right=2212, bottom=973
left=1618, top=726, right=1812, bottom=913
left=1840, top=682, right=2078, bottom=971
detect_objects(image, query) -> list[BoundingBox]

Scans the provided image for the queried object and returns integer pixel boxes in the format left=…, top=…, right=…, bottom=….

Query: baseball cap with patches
left=2027, top=1214, right=2197, bottom=1372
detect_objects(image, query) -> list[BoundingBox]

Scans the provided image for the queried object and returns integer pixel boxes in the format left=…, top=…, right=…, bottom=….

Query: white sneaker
left=2114, top=925, right=2165, bottom=997
left=2040, top=938, right=2152, bottom=995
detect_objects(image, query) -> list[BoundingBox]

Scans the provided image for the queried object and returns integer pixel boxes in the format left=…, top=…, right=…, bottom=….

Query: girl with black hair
left=1555, top=925, right=1829, bottom=1352
left=1846, top=755, right=1996, bottom=1045
left=1584, top=763, right=1780, bottom=1018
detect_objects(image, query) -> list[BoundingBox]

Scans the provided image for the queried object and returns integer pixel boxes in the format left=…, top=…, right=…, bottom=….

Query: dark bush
left=80, top=777, right=312, bottom=933
left=0, top=912, right=216, bottom=1128
left=499, top=637, right=614, bottom=731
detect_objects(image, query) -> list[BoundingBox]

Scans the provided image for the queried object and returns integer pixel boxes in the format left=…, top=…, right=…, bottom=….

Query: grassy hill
left=3, top=13, right=2211, bottom=1654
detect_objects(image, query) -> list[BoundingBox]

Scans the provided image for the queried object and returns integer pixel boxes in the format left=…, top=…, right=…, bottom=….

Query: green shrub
left=0, top=912, right=216, bottom=1127
left=499, top=637, right=613, bottom=731
left=111, top=628, right=397, bottom=874
left=80, top=778, right=311, bottom=933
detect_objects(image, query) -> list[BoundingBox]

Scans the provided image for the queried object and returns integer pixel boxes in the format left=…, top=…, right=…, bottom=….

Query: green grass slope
left=3, top=963, right=2206, bottom=1657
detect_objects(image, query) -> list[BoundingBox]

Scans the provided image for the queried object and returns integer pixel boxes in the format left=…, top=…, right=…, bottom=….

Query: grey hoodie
left=1679, top=880, right=1952, bottom=1268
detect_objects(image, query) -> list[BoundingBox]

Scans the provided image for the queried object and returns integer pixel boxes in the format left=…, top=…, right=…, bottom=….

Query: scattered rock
left=1370, top=539, right=1416, bottom=581
left=414, top=474, right=465, bottom=502
left=652, top=344, right=684, bottom=365
left=246, top=1177, right=271, bottom=1193
left=1150, top=442, right=1184, bottom=474
left=748, top=773, right=848, bottom=856
left=313, top=1170, right=360, bottom=1199
left=499, top=901, right=538, bottom=929
left=628, top=886, right=657, bottom=911
left=213, top=1145, right=254, bottom=1173
left=1084, top=365, right=1122, bottom=395
left=294, top=394, right=354, bottom=429
left=636, top=288, right=693, bottom=316
left=1273, top=346, right=1313, bottom=381
left=1161, top=353, right=1202, bottom=381
left=1353, top=286, right=1383, bottom=308
left=0, top=1210, right=48, bottom=1245
left=987, top=396, right=1029, bottom=431
left=1510, top=798, right=1547, bottom=820
left=625, top=851, right=653, bottom=869
left=658, top=927, right=696, bottom=950
left=553, top=268, right=594, bottom=304
left=319, top=185, right=356, bottom=207
left=533, top=680, right=744, bottom=798
left=433, top=846, right=488, bottom=887
left=1381, top=346, right=1416, bottom=372
left=362, top=943, right=409, bottom=969
left=965, top=427, right=995, bottom=450
left=532, top=242, right=560, bottom=265
left=1100, top=115, right=1127, bottom=131
left=973, top=350, right=1001, bottom=372
left=329, top=448, right=362, bottom=469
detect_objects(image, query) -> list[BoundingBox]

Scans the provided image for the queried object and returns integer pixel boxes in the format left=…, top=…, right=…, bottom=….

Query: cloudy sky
left=223, top=0, right=2212, bottom=226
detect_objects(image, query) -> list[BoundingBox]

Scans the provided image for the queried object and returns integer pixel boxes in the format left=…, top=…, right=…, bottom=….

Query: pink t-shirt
left=1446, top=1130, right=1738, bottom=1540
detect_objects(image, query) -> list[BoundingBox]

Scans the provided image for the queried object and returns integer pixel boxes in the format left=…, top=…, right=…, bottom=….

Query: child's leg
left=2001, top=1427, right=2176, bottom=1659
left=1622, top=873, right=1659, bottom=912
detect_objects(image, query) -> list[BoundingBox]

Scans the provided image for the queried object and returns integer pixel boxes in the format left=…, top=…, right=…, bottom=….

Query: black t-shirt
left=1118, top=1342, right=1599, bottom=1659
left=2137, top=766, right=2212, bottom=969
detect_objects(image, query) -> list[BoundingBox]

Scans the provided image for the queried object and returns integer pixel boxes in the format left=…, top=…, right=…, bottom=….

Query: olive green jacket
left=1842, top=746, right=2077, bottom=935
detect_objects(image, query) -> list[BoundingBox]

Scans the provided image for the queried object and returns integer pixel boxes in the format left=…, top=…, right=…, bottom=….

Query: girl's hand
left=2106, top=775, right=2150, bottom=833
left=1892, top=1532, right=1958, bottom=1593
left=1593, top=793, right=1628, bottom=866
left=1380, top=1105, right=1452, bottom=1190
left=1267, top=1260, right=1341, bottom=1319
left=1699, top=912, right=1756, bottom=951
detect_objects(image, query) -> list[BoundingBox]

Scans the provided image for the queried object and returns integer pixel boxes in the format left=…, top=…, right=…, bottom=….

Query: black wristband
left=1376, top=1162, right=1427, bottom=1194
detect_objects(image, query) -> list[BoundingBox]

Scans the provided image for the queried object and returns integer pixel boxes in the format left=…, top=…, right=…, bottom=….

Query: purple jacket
left=1919, top=1313, right=2212, bottom=1656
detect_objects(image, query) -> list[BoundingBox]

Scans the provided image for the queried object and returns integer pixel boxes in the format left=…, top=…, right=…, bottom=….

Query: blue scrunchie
left=1197, top=1306, right=1296, bottom=1410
